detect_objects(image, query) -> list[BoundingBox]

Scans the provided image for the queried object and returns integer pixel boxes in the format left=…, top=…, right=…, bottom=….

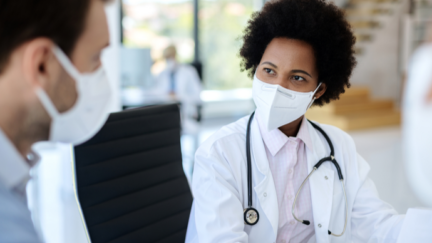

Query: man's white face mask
left=252, top=74, right=321, bottom=131
left=35, top=46, right=112, bottom=145
left=166, top=58, right=177, bottom=71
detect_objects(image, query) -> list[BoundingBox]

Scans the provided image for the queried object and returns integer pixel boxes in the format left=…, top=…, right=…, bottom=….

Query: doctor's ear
left=314, top=83, right=327, bottom=100
left=22, top=38, right=62, bottom=90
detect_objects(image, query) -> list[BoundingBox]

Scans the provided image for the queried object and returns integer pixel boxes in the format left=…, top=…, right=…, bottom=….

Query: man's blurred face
left=50, top=0, right=110, bottom=114
left=0, top=0, right=111, bottom=154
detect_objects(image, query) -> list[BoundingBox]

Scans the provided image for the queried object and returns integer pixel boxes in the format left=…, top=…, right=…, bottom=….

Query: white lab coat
left=154, top=64, right=202, bottom=103
left=153, top=64, right=202, bottom=120
left=402, top=44, right=432, bottom=207
left=398, top=44, right=432, bottom=242
left=186, top=116, right=404, bottom=243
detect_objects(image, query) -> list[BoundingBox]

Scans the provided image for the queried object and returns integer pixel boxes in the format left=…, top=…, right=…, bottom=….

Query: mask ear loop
left=307, top=97, right=316, bottom=110
left=34, top=46, right=80, bottom=122
left=35, top=87, right=60, bottom=119
left=306, top=82, right=322, bottom=110
left=52, top=46, right=82, bottom=81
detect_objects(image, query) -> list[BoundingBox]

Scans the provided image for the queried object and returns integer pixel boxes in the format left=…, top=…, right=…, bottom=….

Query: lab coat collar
left=0, top=128, right=31, bottom=190
left=306, top=120, right=329, bottom=160
left=256, top=115, right=314, bottom=156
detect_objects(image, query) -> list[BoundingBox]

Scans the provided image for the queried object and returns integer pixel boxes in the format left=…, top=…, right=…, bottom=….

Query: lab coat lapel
left=250, top=118, right=279, bottom=238
left=306, top=121, right=335, bottom=243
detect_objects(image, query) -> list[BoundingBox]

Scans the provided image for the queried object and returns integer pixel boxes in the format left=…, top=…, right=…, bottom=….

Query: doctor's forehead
left=260, top=38, right=317, bottom=74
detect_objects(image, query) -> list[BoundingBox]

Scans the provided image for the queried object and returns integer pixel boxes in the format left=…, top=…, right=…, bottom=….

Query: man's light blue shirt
left=0, top=128, right=42, bottom=243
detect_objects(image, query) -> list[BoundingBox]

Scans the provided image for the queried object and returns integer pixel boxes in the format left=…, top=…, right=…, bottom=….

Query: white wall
left=350, top=2, right=408, bottom=103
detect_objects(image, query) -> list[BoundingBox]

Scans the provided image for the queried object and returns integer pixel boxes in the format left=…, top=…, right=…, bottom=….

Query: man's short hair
left=163, top=45, right=177, bottom=59
left=0, top=0, right=109, bottom=74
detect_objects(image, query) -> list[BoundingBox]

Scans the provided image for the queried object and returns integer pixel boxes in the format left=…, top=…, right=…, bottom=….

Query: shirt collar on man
left=256, top=114, right=314, bottom=156
left=0, top=128, right=31, bottom=190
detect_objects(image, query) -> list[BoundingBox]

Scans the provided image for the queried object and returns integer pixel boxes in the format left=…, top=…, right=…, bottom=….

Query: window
left=122, top=0, right=194, bottom=66
left=200, top=0, right=254, bottom=90
left=122, top=0, right=257, bottom=90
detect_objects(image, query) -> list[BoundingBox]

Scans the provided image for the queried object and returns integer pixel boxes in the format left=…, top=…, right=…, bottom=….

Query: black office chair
left=73, top=104, right=193, bottom=243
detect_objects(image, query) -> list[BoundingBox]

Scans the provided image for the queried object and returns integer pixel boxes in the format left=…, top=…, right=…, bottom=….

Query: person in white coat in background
left=403, top=43, right=432, bottom=207
left=186, top=0, right=408, bottom=242
left=154, top=45, right=202, bottom=121
left=398, top=43, right=432, bottom=242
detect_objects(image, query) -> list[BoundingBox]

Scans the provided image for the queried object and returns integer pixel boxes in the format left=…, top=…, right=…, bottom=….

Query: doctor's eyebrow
left=292, top=69, right=313, bottom=78
left=261, top=61, right=278, bottom=69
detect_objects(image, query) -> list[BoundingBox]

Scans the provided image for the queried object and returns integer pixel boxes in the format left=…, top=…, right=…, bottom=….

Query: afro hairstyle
left=239, top=0, right=357, bottom=106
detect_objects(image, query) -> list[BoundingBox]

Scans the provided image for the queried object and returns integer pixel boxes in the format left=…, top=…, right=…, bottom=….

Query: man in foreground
left=0, top=0, right=113, bottom=241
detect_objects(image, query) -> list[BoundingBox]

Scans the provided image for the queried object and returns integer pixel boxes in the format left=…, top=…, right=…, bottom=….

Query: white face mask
left=252, top=74, right=321, bottom=131
left=166, top=59, right=177, bottom=71
left=35, top=46, right=112, bottom=145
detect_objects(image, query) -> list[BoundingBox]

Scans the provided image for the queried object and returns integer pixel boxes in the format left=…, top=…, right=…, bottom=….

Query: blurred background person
left=398, top=41, right=432, bottom=242
left=154, top=45, right=203, bottom=122
left=402, top=43, right=432, bottom=208
left=398, top=15, right=432, bottom=240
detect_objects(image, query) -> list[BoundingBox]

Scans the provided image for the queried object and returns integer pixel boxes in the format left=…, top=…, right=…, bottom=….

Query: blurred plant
left=200, top=0, right=254, bottom=90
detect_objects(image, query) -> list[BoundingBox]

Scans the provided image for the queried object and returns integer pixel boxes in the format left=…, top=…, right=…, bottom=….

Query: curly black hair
left=240, top=0, right=356, bottom=106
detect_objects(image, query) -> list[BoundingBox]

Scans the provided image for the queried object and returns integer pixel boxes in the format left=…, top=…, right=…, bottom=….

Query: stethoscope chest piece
left=244, top=207, right=259, bottom=225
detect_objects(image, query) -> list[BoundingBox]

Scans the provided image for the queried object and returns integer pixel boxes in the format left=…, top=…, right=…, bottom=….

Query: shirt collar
left=0, top=128, right=31, bottom=190
left=256, top=114, right=314, bottom=156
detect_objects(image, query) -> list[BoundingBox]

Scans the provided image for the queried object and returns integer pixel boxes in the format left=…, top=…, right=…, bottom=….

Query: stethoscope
left=244, top=112, right=348, bottom=237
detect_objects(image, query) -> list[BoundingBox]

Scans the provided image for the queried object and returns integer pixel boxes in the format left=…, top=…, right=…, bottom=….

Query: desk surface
left=122, top=89, right=180, bottom=108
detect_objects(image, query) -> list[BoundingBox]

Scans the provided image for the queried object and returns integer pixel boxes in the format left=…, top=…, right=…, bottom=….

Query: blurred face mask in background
left=252, top=74, right=321, bottom=131
left=35, top=46, right=112, bottom=145
left=166, top=58, right=177, bottom=71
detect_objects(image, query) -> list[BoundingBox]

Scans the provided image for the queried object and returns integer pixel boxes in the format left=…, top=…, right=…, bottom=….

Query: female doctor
left=186, top=0, right=404, bottom=242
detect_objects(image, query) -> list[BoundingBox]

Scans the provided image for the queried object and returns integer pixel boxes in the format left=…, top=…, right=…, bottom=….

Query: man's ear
left=22, top=38, right=60, bottom=90
left=315, top=82, right=327, bottom=99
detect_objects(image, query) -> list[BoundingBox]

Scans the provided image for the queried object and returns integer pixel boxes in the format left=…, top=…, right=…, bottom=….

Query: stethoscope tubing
left=246, top=112, right=255, bottom=208
left=292, top=169, right=348, bottom=236
left=292, top=167, right=317, bottom=226
left=245, top=112, right=348, bottom=236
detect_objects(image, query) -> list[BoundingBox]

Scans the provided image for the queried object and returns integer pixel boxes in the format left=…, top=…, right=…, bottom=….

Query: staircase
left=305, top=0, right=403, bottom=131
left=345, top=0, right=398, bottom=55
left=306, top=87, right=401, bottom=130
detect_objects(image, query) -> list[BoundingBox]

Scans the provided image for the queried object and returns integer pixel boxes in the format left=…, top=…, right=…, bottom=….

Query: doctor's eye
left=264, top=68, right=275, bottom=75
left=292, top=75, right=305, bottom=81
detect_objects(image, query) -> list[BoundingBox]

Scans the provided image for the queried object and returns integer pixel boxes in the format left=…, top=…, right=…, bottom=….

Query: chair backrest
left=73, top=104, right=193, bottom=243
